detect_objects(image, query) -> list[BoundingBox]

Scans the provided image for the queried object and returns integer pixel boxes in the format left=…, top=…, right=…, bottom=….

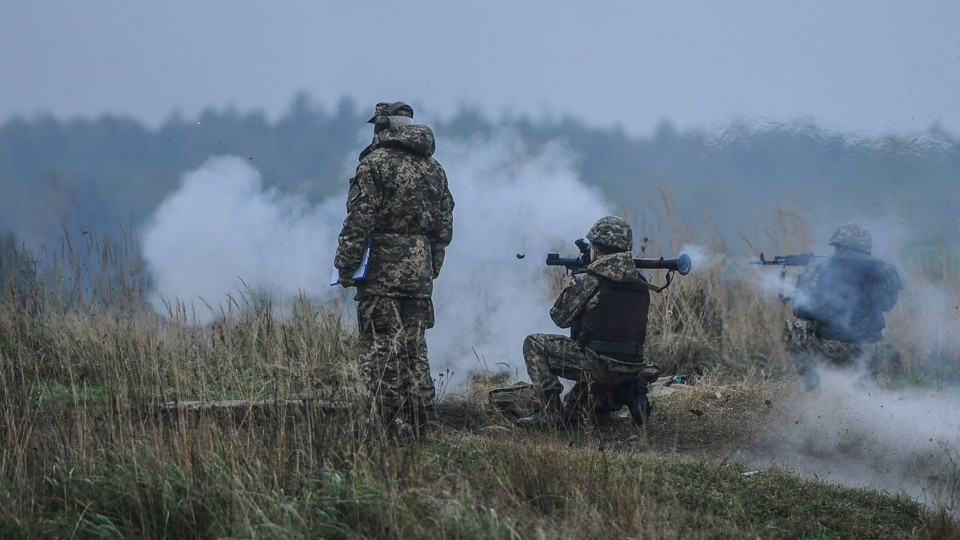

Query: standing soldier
left=784, top=223, right=902, bottom=390
left=518, top=216, right=660, bottom=427
left=335, top=101, right=454, bottom=437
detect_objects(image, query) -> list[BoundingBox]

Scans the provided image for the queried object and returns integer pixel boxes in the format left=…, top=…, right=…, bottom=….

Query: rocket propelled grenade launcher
left=546, top=238, right=692, bottom=291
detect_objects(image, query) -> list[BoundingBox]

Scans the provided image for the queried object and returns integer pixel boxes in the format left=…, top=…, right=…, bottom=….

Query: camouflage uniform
left=784, top=318, right=901, bottom=385
left=335, top=105, right=454, bottom=429
left=522, top=217, right=660, bottom=425
left=784, top=224, right=902, bottom=389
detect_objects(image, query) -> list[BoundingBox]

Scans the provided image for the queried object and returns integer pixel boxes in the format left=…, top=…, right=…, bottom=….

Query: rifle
left=749, top=253, right=822, bottom=267
left=749, top=252, right=825, bottom=301
left=546, top=238, right=692, bottom=291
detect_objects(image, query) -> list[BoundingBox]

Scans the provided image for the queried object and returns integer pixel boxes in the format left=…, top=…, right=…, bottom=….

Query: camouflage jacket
left=550, top=251, right=649, bottom=332
left=335, top=125, right=454, bottom=298
left=792, top=251, right=901, bottom=342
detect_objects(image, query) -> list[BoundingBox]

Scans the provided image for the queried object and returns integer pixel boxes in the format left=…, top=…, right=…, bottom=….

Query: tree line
left=1, top=93, right=957, bottom=260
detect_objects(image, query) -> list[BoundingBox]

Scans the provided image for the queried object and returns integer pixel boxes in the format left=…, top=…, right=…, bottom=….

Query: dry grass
left=0, top=217, right=958, bottom=538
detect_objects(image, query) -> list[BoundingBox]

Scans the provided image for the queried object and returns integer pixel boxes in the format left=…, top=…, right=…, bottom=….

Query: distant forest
left=2, top=93, right=958, bottom=256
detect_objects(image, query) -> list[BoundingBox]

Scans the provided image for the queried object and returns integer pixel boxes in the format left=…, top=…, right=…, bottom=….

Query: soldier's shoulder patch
left=357, top=161, right=369, bottom=171
left=569, top=275, right=582, bottom=286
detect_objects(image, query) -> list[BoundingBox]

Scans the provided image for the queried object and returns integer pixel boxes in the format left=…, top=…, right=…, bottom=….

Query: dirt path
left=434, top=381, right=789, bottom=461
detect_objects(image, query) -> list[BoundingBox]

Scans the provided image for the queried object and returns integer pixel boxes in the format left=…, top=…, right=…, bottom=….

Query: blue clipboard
left=330, top=238, right=372, bottom=286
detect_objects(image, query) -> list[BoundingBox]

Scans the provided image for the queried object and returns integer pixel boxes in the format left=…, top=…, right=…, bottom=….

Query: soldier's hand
left=336, top=270, right=356, bottom=287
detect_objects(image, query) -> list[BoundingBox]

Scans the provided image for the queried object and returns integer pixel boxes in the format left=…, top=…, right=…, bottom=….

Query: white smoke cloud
left=142, top=132, right=612, bottom=383
left=679, top=243, right=722, bottom=272
left=764, top=369, right=960, bottom=508
left=142, top=155, right=344, bottom=314
left=744, top=257, right=804, bottom=303
left=431, top=133, right=610, bottom=380
left=738, top=213, right=960, bottom=508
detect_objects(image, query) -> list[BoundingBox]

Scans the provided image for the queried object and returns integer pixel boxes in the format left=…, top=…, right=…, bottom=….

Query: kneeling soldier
left=519, top=216, right=660, bottom=427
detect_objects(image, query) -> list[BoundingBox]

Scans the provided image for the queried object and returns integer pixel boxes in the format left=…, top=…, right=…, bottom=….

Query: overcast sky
left=1, top=1, right=958, bottom=136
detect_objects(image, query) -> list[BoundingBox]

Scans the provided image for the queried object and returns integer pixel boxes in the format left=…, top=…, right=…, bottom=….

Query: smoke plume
left=431, top=135, right=610, bottom=380
left=748, top=215, right=960, bottom=509
left=142, top=156, right=343, bottom=312
left=142, top=132, right=612, bottom=382
left=766, top=369, right=960, bottom=509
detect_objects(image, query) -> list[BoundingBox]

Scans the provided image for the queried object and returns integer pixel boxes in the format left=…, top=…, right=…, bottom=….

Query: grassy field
left=1, top=227, right=958, bottom=538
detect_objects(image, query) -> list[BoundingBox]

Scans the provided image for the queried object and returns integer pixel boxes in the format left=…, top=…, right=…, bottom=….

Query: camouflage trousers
left=523, top=333, right=660, bottom=410
left=783, top=317, right=902, bottom=388
left=356, top=294, right=435, bottom=417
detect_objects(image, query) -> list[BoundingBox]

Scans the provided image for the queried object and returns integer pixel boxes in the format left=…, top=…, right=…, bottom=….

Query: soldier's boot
left=389, top=417, right=416, bottom=439
left=346, top=413, right=395, bottom=440
left=411, top=403, right=434, bottom=439
left=386, top=404, right=433, bottom=440
left=624, top=381, right=651, bottom=427
left=517, top=390, right=564, bottom=428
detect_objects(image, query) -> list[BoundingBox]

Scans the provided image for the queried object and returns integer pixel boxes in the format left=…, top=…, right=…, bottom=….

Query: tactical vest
left=572, top=274, right=650, bottom=362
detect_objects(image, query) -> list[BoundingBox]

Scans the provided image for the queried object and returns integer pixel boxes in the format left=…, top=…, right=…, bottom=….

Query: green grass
left=33, top=381, right=108, bottom=407
left=2, top=425, right=948, bottom=539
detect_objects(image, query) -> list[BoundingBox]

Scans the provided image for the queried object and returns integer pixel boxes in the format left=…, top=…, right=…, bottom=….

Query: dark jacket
left=793, top=251, right=901, bottom=342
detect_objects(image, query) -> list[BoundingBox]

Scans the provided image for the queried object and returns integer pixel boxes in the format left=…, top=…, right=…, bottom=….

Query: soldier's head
left=367, top=101, right=414, bottom=133
left=829, top=223, right=872, bottom=255
left=586, top=216, right=633, bottom=255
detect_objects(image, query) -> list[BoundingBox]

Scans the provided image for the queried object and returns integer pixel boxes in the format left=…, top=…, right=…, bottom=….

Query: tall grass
left=0, top=214, right=957, bottom=537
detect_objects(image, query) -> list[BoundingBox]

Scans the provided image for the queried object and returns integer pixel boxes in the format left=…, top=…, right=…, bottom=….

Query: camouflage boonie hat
left=829, top=223, right=872, bottom=255
left=586, top=216, right=633, bottom=252
left=367, top=101, right=414, bottom=123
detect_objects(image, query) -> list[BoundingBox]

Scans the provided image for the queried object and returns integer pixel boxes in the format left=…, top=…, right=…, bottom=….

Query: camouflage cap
left=829, top=223, right=872, bottom=255
left=367, top=101, right=414, bottom=123
left=586, top=216, right=633, bottom=252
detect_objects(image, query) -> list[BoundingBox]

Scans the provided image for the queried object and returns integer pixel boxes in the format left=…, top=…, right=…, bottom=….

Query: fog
left=4, top=3, right=960, bottom=137
left=4, top=0, right=960, bottom=526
